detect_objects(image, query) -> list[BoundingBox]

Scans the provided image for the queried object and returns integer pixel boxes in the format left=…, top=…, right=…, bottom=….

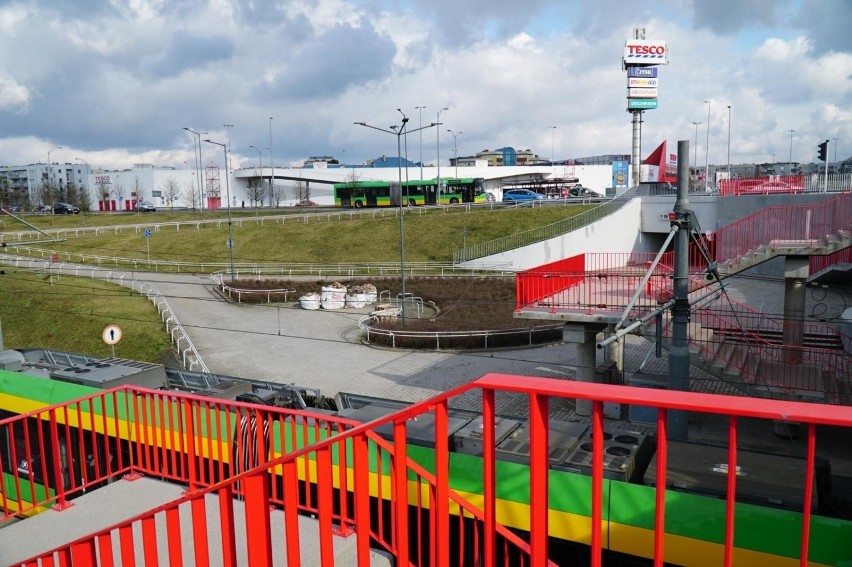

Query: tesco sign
left=623, top=40, right=667, bottom=65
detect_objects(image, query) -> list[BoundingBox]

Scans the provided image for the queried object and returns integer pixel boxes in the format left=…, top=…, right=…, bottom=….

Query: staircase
left=710, top=228, right=852, bottom=284
left=651, top=304, right=851, bottom=405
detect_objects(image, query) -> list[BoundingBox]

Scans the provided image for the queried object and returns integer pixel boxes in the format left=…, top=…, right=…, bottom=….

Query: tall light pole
left=48, top=146, right=62, bottom=165
left=224, top=124, right=234, bottom=173
left=341, top=149, right=346, bottom=166
left=48, top=146, right=62, bottom=202
left=726, top=105, right=732, bottom=175
left=549, top=125, right=557, bottom=173
left=436, top=106, right=448, bottom=203
left=398, top=108, right=410, bottom=185
left=415, top=105, right=426, bottom=180
left=447, top=129, right=463, bottom=178
left=704, top=100, right=711, bottom=189
left=355, top=117, right=438, bottom=324
left=184, top=127, right=205, bottom=215
left=692, top=121, right=702, bottom=181
left=204, top=139, right=235, bottom=282
left=788, top=129, right=796, bottom=175
left=269, top=117, right=274, bottom=207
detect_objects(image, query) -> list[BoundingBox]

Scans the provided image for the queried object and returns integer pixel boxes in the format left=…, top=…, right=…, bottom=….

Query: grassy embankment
left=1, top=204, right=591, bottom=359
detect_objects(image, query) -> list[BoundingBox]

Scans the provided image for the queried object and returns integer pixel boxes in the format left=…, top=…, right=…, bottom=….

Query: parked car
left=566, top=185, right=593, bottom=197
left=53, top=202, right=80, bottom=214
left=502, top=189, right=545, bottom=203
left=135, top=201, right=156, bottom=212
left=294, top=200, right=319, bottom=207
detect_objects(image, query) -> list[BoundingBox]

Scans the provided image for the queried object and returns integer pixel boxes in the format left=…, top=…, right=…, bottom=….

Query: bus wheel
left=408, top=198, right=416, bottom=206
left=354, top=200, right=363, bottom=208
left=450, top=198, right=459, bottom=204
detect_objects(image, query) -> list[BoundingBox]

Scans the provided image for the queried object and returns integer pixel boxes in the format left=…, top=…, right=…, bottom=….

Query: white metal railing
left=0, top=255, right=209, bottom=373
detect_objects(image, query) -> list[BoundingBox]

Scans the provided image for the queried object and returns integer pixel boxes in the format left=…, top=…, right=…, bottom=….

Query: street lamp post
left=436, top=106, right=448, bottom=203
left=355, top=117, right=439, bottom=324
left=726, top=105, right=732, bottom=175
left=204, top=139, right=236, bottom=282
left=447, top=129, right=463, bottom=178
left=788, top=129, right=796, bottom=176
left=704, top=100, right=711, bottom=189
left=692, top=121, right=702, bottom=181
left=398, top=109, right=410, bottom=185
left=224, top=124, right=234, bottom=172
left=415, top=105, right=426, bottom=180
left=269, top=117, right=274, bottom=207
left=184, top=127, right=205, bottom=215
left=48, top=146, right=62, bottom=202
left=341, top=149, right=346, bottom=166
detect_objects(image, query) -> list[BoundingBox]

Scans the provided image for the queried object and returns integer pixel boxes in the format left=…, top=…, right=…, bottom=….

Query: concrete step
left=0, top=476, right=392, bottom=567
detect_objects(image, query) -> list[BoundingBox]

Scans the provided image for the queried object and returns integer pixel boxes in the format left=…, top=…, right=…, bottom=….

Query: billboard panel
left=628, top=99, right=659, bottom=110
left=628, top=87, right=658, bottom=98
left=627, top=67, right=658, bottom=78
left=628, top=78, right=658, bottom=88
left=623, top=40, right=668, bottom=65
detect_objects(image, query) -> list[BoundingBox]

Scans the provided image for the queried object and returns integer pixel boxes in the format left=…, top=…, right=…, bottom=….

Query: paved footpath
left=135, top=272, right=588, bottom=413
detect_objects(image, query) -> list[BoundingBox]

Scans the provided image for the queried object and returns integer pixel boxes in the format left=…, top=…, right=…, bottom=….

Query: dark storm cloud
left=691, top=0, right=790, bottom=34
left=266, top=24, right=396, bottom=100
left=140, top=31, right=235, bottom=78
left=796, top=0, right=852, bottom=55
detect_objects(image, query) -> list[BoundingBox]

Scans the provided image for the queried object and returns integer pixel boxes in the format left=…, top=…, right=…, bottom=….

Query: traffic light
left=818, top=140, right=828, bottom=162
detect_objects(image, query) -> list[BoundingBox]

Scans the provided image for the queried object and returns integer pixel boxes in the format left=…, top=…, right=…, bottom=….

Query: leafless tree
left=65, top=182, right=83, bottom=210
left=112, top=183, right=126, bottom=209
left=132, top=177, right=147, bottom=204
left=95, top=178, right=111, bottom=209
left=292, top=178, right=310, bottom=202
left=38, top=181, right=59, bottom=209
left=184, top=180, right=201, bottom=211
left=245, top=178, right=266, bottom=208
left=160, top=177, right=182, bottom=208
left=270, top=183, right=286, bottom=207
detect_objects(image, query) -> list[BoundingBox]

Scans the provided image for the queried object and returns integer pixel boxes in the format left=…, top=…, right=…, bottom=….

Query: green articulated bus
left=334, top=177, right=488, bottom=208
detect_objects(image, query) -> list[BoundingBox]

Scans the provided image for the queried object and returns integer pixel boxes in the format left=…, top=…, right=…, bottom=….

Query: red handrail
left=11, top=377, right=852, bottom=566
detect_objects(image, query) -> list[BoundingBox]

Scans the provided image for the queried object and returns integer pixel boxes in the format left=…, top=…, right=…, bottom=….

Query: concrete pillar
left=782, top=256, right=809, bottom=364
left=605, top=324, right=624, bottom=384
left=563, top=323, right=605, bottom=416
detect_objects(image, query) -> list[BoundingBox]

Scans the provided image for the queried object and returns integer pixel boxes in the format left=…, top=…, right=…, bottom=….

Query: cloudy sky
left=1, top=0, right=850, bottom=172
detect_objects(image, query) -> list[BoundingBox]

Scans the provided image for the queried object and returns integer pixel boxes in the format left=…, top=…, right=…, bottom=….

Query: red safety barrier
left=717, top=175, right=805, bottom=196
left=517, top=193, right=852, bottom=314
left=11, top=377, right=852, bottom=566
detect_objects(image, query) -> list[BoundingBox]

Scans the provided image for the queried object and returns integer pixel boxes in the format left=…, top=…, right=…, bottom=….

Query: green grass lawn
left=1, top=204, right=590, bottom=360
left=5, top=204, right=592, bottom=265
left=0, top=267, right=172, bottom=362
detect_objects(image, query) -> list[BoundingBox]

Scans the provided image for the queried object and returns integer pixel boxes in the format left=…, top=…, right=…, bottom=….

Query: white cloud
left=0, top=0, right=849, bottom=170
left=0, top=74, right=31, bottom=113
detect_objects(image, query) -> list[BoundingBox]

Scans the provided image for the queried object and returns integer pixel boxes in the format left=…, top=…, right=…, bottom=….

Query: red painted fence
left=8, top=377, right=852, bottom=567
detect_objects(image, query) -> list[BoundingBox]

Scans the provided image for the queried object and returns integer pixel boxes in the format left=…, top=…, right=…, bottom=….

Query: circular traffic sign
left=102, top=324, right=123, bottom=345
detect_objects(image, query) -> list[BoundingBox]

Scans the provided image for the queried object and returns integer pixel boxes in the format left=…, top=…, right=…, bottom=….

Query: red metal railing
left=717, top=175, right=804, bottom=196
left=811, top=246, right=852, bottom=275
left=14, top=376, right=852, bottom=567
left=517, top=193, right=852, bottom=314
left=6, top=385, right=540, bottom=566
left=0, top=390, right=131, bottom=519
